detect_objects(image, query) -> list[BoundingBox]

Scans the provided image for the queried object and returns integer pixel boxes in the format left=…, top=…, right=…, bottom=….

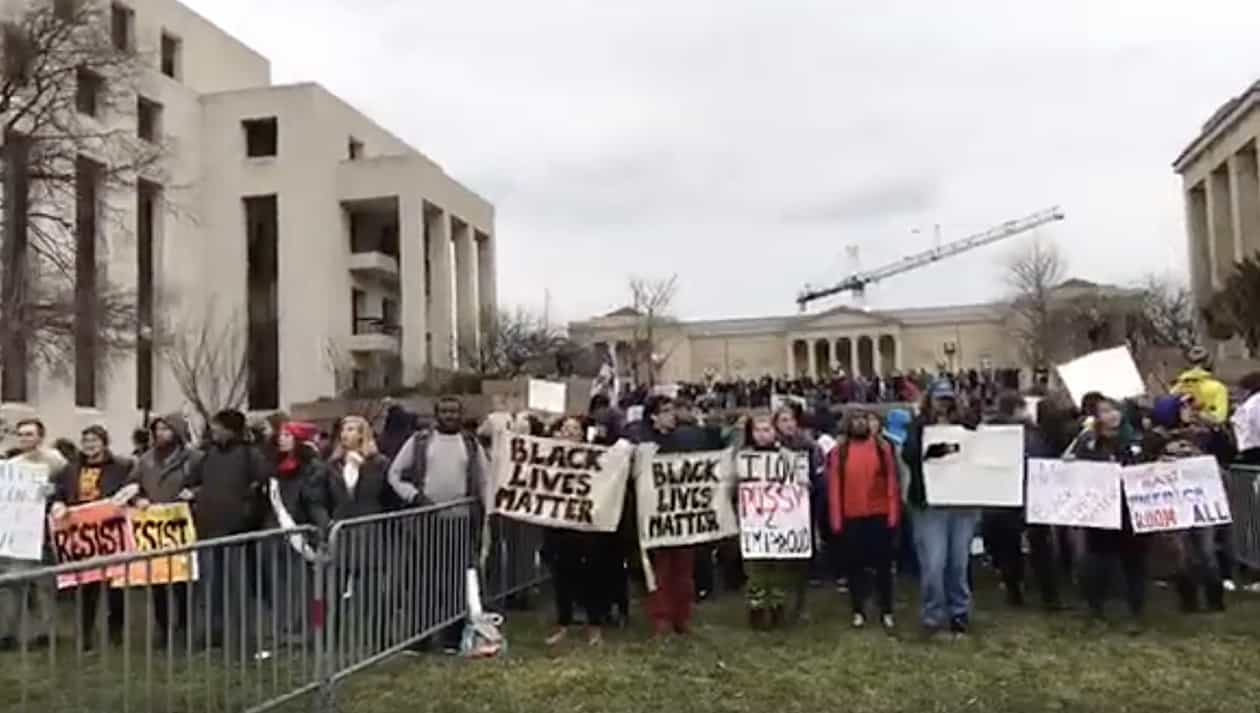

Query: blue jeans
left=912, top=508, right=980, bottom=629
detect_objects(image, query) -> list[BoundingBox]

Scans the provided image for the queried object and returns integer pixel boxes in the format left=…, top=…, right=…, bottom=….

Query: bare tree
left=1004, top=240, right=1069, bottom=371
left=1130, top=275, right=1200, bottom=353
left=160, top=303, right=249, bottom=429
left=1, top=0, right=173, bottom=387
left=463, top=305, right=573, bottom=378
left=627, top=274, right=679, bottom=387
left=320, top=337, right=390, bottom=425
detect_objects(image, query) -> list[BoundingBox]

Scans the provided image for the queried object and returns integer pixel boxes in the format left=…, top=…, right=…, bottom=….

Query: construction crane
left=795, top=206, right=1066, bottom=311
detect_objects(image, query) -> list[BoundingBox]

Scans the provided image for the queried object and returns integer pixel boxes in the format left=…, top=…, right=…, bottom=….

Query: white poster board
left=492, top=434, right=632, bottom=532
left=770, top=394, right=808, bottom=413
left=635, top=446, right=738, bottom=549
left=652, top=383, right=680, bottom=399
left=0, top=462, right=48, bottom=561
left=1056, top=346, right=1145, bottom=406
left=527, top=379, right=567, bottom=414
left=1026, top=459, right=1122, bottom=529
left=735, top=450, right=812, bottom=560
left=1122, top=456, right=1232, bottom=533
left=923, top=425, right=1025, bottom=507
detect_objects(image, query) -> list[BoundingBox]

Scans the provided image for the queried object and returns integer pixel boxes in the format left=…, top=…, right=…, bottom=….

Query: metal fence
left=0, top=500, right=548, bottom=713
left=1227, top=465, right=1260, bottom=569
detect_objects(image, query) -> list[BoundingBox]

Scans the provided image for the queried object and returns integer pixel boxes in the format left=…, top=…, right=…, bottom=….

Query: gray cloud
left=781, top=178, right=938, bottom=224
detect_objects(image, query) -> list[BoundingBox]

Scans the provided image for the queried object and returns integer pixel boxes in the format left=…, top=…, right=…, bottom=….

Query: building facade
left=1, top=0, right=496, bottom=440
left=1173, top=78, right=1260, bottom=360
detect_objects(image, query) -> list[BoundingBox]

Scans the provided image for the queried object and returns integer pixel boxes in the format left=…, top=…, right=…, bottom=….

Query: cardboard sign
left=527, top=379, right=567, bottom=414
left=735, top=450, right=812, bottom=560
left=1056, top=346, right=1145, bottom=406
left=1122, top=456, right=1232, bottom=534
left=492, top=434, right=632, bottom=532
left=49, top=502, right=134, bottom=589
left=1026, top=459, right=1122, bottom=530
left=0, top=462, right=49, bottom=561
left=634, top=446, right=738, bottom=549
left=114, top=503, right=200, bottom=587
left=922, top=425, right=1025, bottom=507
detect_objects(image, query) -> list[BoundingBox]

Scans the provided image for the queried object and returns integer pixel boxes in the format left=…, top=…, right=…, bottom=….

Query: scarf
left=342, top=451, right=363, bottom=493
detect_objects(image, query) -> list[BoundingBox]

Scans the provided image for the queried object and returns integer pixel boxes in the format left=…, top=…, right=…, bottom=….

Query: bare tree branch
left=158, top=302, right=249, bottom=429
left=627, top=274, right=678, bottom=387
left=462, top=305, right=573, bottom=378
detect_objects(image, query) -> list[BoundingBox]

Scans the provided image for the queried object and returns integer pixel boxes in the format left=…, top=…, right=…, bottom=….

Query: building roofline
left=1173, top=79, right=1260, bottom=172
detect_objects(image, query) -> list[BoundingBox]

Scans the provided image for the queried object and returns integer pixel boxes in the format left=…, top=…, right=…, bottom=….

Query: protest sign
left=114, top=503, right=200, bottom=587
left=1122, top=456, right=1232, bottom=534
left=0, top=462, right=48, bottom=561
left=635, top=446, right=738, bottom=549
left=923, top=425, right=1025, bottom=507
left=735, top=450, right=812, bottom=560
left=492, top=434, right=632, bottom=532
left=770, top=394, right=808, bottom=413
left=652, top=383, right=680, bottom=399
left=1026, top=459, right=1122, bottom=529
left=1056, top=346, right=1145, bottom=406
left=49, top=501, right=134, bottom=589
left=625, top=405, right=644, bottom=423
left=527, top=379, right=567, bottom=414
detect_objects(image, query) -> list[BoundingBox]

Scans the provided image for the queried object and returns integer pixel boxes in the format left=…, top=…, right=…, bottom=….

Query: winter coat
left=263, top=445, right=326, bottom=529
left=129, top=414, right=201, bottom=503
left=185, top=439, right=270, bottom=538
left=826, top=437, right=900, bottom=534
left=313, top=451, right=394, bottom=525
left=55, top=452, right=133, bottom=505
left=386, top=430, right=485, bottom=507
left=902, top=415, right=977, bottom=510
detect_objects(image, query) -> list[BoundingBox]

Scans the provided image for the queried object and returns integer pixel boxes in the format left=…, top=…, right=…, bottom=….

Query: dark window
left=136, top=181, right=158, bottom=410
left=3, top=24, right=32, bottom=85
left=54, top=0, right=78, bottom=21
left=75, top=156, right=102, bottom=408
left=244, top=195, right=279, bottom=409
left=1, top=132, right=31, bottom=402
left=110, top=3, right=133, bottom=52
left=160, top=32, right=181, bottom=79
left=351, top=289, right=366, bottom=334
left=137, top=96, right=161, bottom=142
left=348, top=137, right=363, bottom=160
left=75, top=66, right=103, bottom=116
left=351, top=369, right=367, bottom=393
left=243, top=117, right=278, bottom=157
left=382, top=297, right=398, bottom=329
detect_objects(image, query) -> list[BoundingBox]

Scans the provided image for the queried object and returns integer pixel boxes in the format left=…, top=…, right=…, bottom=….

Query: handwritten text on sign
left=0, top=462, right=49, bottom=561
left=115, top=503, right=200, bottom=586
left=49, top=502, right=134, bottom=589
left=1122, top=456, right=1232, bottom=534
left=1026, top=459, right=1122, bottom=530
left=736, top=450, right=812, bottom=560
left=493, top=434, right=632, bottom=532
left=635, top=447, right=737, bottom=549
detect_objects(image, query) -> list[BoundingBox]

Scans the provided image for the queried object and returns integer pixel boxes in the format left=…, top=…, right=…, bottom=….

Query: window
left=54, top=0, right=78, bottom=21
left=136, top=181, right=159, bottom=409
left=243, top=117, right=278, bottom=157
left=160, top=32, right=181, bottom=79
left=137, top=96, right=162, bottom=142
left=351, top=369, right=367, bottom=393
left=75, top=156, right=102, bottom=408
left=382, top=297, right=398, bottom=329
left=75, top=66, right=103, bottom=116
left=3, top=23, right=31, bottom=86
left=1, top=132, right=31, bottom=402
left=110, top=3, right=133, bottom=53
left=244, top=195, right=279, bottom=410
left=348, top=137, right=364, bottom=160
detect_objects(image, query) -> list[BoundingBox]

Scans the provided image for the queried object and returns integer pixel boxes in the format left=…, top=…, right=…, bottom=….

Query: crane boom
left=796, top=206, right=1065, bottom=309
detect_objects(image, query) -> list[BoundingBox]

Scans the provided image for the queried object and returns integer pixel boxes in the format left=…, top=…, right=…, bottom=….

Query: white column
left=476, top=231, right=497, bottom=329
left=426, top=208, right=454, bottom=370
left=785, top=338, right=795, bottom=377
left=453, top=220, right=479, bottom=366
left=807, top=339, right=818, bottom=379
left=399, top=194, right=427, bottom=384
left=847, top=334, right=857, bottom=376
left=894, top=334, right=903, bottom=371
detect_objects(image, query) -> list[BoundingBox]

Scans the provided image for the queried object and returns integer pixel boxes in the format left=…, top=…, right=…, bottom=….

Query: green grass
left=337, top=577, right=1260, bottom=713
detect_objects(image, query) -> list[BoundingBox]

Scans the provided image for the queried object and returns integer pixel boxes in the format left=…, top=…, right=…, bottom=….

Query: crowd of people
left=0, top=345, right=1257, bottom=656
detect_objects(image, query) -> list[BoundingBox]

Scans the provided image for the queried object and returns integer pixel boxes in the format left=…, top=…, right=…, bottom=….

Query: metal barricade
left=1227, top=465, right=1260, bottom=569
left=483, top=511, right=548, bottom=603
left=0, top=526, right=323, bottom=713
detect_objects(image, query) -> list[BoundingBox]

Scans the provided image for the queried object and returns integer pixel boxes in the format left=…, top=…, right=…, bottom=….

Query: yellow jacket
left=1171, top=367, right=1229, bottom=424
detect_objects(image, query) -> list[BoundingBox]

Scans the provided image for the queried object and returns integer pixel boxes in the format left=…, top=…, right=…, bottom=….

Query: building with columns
left=1173, top=78, right=1260, bottom=360
left=0, top=0, right=495, bottom=441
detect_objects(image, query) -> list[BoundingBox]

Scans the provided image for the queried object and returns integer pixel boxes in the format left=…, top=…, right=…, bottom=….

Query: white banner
left=735, top=450, right=812, bottom=560
left=0, top=462, right=48, bottom=561
left=923, top=425, right=1025, bottom=507
left=635, top=446, right=738, bottom=549
left=1026, top=458, right=1122, bottom=530
left=1122, top=456, right=1232, bottom=534
left=492, top=434, right=632, bottom=532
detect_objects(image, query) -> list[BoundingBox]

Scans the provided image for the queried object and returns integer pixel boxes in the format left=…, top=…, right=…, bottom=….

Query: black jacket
left=56, top=452, right=132, bottom=505
left=186, top=439, right=270, bottom=538
left=313, top=452, right=394, bottom=525
left=263, top=445, right=326, bottom=529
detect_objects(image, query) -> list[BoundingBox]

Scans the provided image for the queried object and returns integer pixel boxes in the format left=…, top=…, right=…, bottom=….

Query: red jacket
left=826, top=437, right=901, bottom=534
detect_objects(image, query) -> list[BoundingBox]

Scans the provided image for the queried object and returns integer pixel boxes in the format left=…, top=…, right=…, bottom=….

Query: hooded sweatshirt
left=129, top=414, right=201, bottom=503
left=1172, top=367, right=1228, bottom=424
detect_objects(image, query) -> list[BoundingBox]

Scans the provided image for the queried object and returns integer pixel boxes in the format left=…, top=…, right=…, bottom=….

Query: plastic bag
left=459, top=568, right=506, bottom=658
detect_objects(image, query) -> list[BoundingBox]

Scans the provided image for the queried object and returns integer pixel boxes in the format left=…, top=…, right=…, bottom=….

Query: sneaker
left=545, top=627, right=569, bottom=647
left=880, top=614, right=895, bottom=632
left=1222, top=579, right=1237, bottom=593
left=949, top=616, right=968, bottom=639
left=851, top=613, right=866, bottom=629
left=586, top=627, right=603, bottom=647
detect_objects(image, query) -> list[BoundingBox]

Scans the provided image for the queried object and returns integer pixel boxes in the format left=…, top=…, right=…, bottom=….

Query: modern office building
left=0, top=0, right=496, bottom=440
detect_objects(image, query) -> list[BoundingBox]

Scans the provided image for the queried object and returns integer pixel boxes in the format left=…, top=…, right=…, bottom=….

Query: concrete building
left=1173, top=78, right=1260, bottom=360
left=1, top=0, right=496, bottom=440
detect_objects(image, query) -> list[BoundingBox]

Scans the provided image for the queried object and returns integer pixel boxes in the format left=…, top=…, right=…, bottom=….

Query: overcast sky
left=185, top=0, right=1260, bottom=323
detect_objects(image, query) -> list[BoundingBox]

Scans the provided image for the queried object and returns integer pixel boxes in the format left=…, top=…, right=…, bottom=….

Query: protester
left=262, top=420, right=325, bottom=644
left=129, top=414, right=201, bottom=642
left=131, top=427, right=151, bottom=458
left=1172, top=346, right=1229, bottom=424
left=1072, top=397, right=1148, bottom=631
left=827, top=409, right=900, bottom=632
left=379, top=405, right=418, bottom=463
left=738, top=413, right=795, bottom=629
left=773, top=404, right=822, bottom=620
left=1231, top=371, right=1260, bottom=465
left=0, top=418, right=65, bottom=651
left=904, top=379, right=981, bottom=638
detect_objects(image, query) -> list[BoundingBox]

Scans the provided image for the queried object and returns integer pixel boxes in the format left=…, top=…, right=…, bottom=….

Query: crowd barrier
left=0, top=499, right=548, bottom=713
left=1227, top=465, right=1260, bottom=570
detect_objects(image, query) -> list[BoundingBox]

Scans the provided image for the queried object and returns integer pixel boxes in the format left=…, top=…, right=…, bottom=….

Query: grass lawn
left=337, top=575, right=1260, bottom=713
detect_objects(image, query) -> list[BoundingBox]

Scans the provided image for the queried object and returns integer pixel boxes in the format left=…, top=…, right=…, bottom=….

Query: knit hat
left=281, top=421, right=319, bottom=444
left=81, top=424, right=110, bottom=446
left=1187, top=346, right=1210, bottom=366
left=212, top=409, right=247, bottom=436
left=883, top=408, right=911, bottom=446
left=1151, top=395, right=1184, bottom=429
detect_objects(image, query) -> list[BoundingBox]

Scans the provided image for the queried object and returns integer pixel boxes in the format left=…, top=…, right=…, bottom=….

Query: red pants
left=645, top=547, right=695, bottom=633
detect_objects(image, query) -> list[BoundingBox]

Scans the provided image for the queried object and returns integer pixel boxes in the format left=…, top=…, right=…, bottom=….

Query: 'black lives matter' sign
left=635, top=448, right=737, bottom=549
left=492, top=434, right=632, bottom=532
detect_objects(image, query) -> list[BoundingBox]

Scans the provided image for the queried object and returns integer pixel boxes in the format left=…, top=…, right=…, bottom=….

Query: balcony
left=348, top=250, right=399, bottom=282
left=349, top=318, right=401, bottom=355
